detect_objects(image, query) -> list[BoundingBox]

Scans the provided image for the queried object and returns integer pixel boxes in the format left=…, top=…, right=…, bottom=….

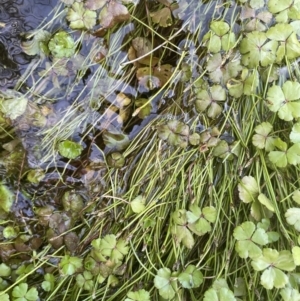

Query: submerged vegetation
left=1, top=0, right=300, bottom=300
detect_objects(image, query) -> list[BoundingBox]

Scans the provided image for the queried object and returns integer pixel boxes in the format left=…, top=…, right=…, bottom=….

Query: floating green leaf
left=187, top=204, right=216, bottom=236
left=233, top=221, right=268, bottom=259
left=204, top=20, right=236, bottom=53
left=67, top=2, right=96, bottom=29
left=251, top=248, right=296, bottom=289
left=59, top=255, right=83, bottom=276
left=12, top=283, right=39, bottom=301
left=252, top=122, right=276, bottom=151
left=240, top=31, right=278, bottom=68
left=125, top=289, right=151, bottom=301
left=285, top=208, right=300, bottom=231
left=48, top=31, right=75, bottom=58
left=178, top=265, right=203, bottom=288
left=0, top=90, right=28, bottom=120
left=266, top=81, right=300, bottom=121
left=103, top=130, right=130, bottom=151
left=195, top=85, right=226, bottom=118
left=154, top=268, right=178, bottom=300
left=21, top=30, right=51, bottom=56
left=58, top=140, right=83, bottom=159
left=268, top=0, right=293, bottom=14
left=266, top=23, right=300, bottom=62
left=238, top=176, right=259, bottom=203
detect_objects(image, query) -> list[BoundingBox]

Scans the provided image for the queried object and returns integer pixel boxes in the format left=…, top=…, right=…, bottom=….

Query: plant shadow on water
left=1, top=0, right=300, bottom=300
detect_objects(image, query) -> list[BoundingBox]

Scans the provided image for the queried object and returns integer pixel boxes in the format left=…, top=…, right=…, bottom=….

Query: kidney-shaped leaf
left=178, top=265, right=203, bottom=288
left=285, top=208, right=300, bottom=231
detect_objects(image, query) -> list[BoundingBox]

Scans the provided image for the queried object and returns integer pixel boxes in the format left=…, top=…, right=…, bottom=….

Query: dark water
left=0, top=0, right=58, bottom=88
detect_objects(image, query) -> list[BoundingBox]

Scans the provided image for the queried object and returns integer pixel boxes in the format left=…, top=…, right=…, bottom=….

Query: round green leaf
left=178, top=265, right=203, bottom=288
left=58, top=140, right=83, bottom=159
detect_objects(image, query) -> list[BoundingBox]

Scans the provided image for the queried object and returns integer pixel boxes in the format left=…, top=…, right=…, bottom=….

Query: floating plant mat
left=2, top=0, right=300, bottom=300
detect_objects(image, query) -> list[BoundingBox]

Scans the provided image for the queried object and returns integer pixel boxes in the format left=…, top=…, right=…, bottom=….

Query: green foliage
left=59, top=255, right=83, bottom=276
left=266, top=81, right=300, bottom=121
left=91, top=234, right=129, bottom=263
left=233, top=221, right=268, bottom=259
left=48, top=31, right=75, bottom=58
left=0, top=185, right=14, bottom=213
left=290, top=123, right=300, bottom=143
left=130, top=195, right=146, bottom=213
left=285, top=208, right=300, bottom=231
left=204, top=20, right=236, bottom=53
left=280, top=287, right=300, bottom=301
left=251, top=248, right=296, bottom=289
left=252, top=122, right=276, bottom=151
left=0, top=263, right=11, bottom=277
left=292, top=246, right=300, bottom=265
left=178, top=265, right=203, bottom=288
left=58, top=140, right=83, bottom=159
left=12, top=283, right=39, bottom=301
left=67, top=2, right=97, bottom=29
left=42, top=273, right=55, bottom=292
left=154, top=268, right=178, bottom=300
left=76, top=271, right=94, bottom=291
left=21, top=30, right=51, bottom=56
left=195, top=85, right=226, bottom=118
left=0, top=90, right=28, bottom=120
left=203, top=279, right=236, bottom=301
left=125, top=289, right=151, bottom=301
left=240, top=31, right=277, bottom=68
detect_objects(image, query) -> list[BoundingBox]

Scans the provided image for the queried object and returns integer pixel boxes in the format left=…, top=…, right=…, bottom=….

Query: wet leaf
left=233, top=221, right=268, bottom=259
left=59, top=255, right=83, bottom=276
left=150, top=7, right=172, bottom=27
left=178, top=265, right=203, bottom=288
left=67, top=2, right=96, bottom=29
left=85, top=0, right=107, bottom=10
left=58, top=140, right=83, bottom=159
left=0, top=91, right=28, bottom=120
left=0, top=185, right=14, bottom=213
left=213, top=140, right=240, bottom=160
left=251, top=248, right=295, bottom=289
left=21, top=30, right=51, bottom=56
left=3, top=226, right=18, bottom=239
left=12, top=283, right=39, bottom=301
left=107, top=152, right=125, bottom=168
left=154, top=268, right=177, bottom=299
left=285, top=208, right=300, bottom=231
left=48, top=31, right=75, bottom=58
left=125, top=289, right=151, bottom=301
left=103, top=130, right=130, bottom=151
left=252, top=122, right=275, bottom=151
left=251, top=200, right=273, bottom=221
left=240, top=31, right=278, bottom=68
left=99, top=0, right=130, bottom=29
left=27, top=169, right=45, bottom=184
